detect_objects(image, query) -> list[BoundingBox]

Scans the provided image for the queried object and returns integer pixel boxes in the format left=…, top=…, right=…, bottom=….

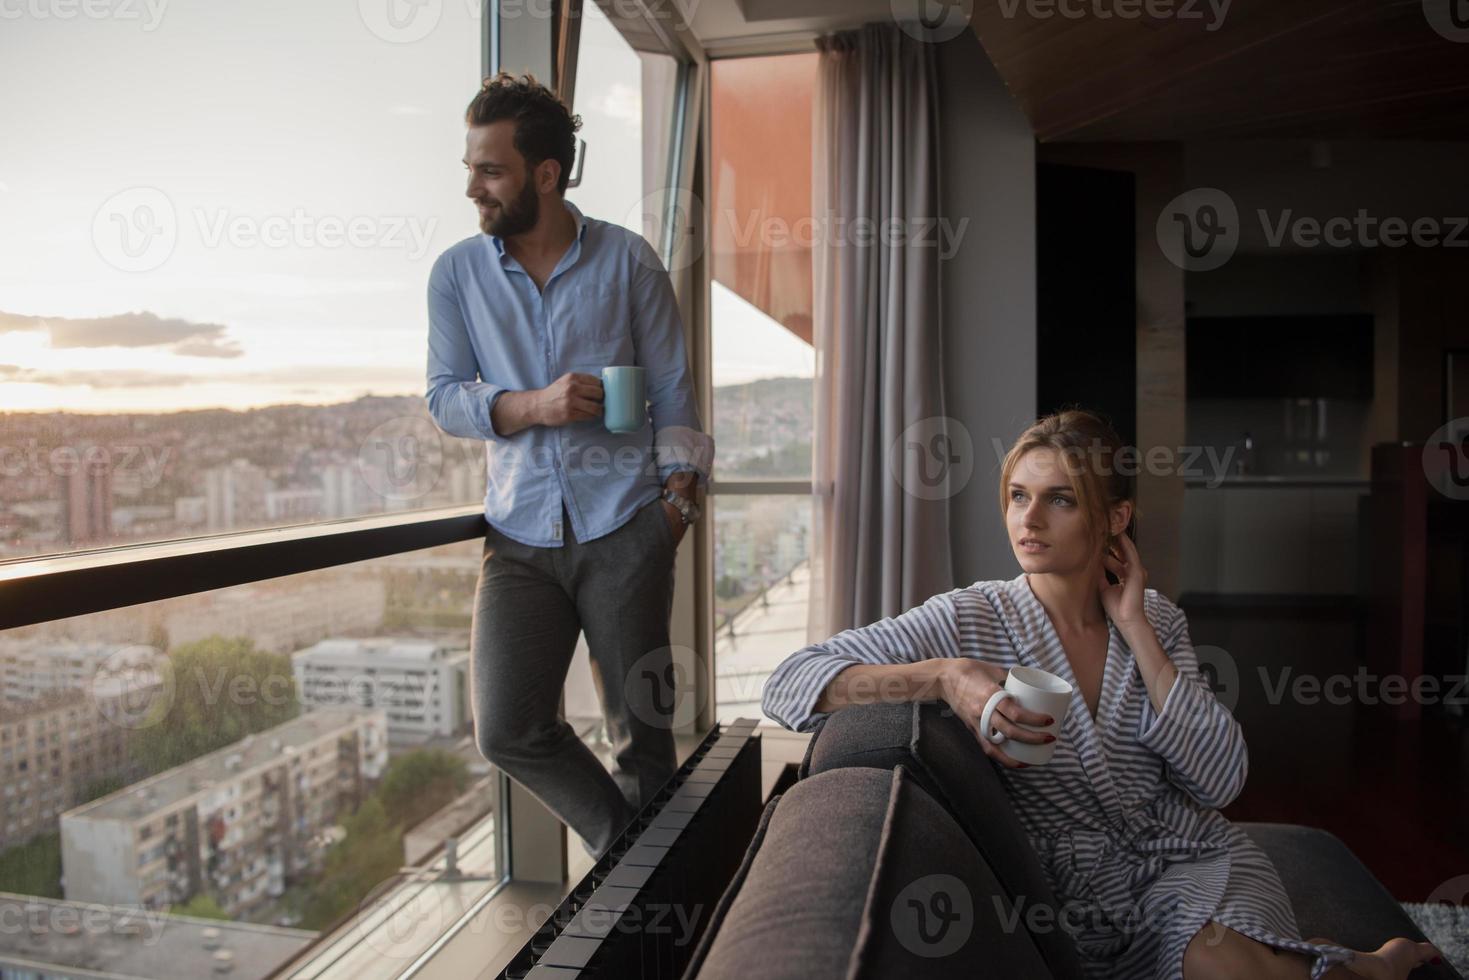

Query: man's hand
left=659, top=498, right=688, bottom=546
left=660, top=470, right=696, bottom=547
left=536, top=372, right=604, bottom=427
left=491, top=373, right=602, bottom=436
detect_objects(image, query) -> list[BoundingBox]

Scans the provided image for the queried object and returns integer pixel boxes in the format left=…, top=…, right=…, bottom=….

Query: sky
left=0, top=0, right=810, bottom=415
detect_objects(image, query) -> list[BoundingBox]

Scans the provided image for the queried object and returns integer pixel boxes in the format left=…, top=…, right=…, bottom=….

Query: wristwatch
left=661, top=488, right=702, bottom=525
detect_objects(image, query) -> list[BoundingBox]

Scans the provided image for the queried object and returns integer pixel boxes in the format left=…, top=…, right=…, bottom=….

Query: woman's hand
left=1099, top=531, right=1148, bottom=630
left=939, top=659, right=1055, bottom=769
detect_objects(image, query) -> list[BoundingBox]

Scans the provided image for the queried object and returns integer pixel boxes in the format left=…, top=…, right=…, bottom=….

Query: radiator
left=498, top=719, right=762, bottom=980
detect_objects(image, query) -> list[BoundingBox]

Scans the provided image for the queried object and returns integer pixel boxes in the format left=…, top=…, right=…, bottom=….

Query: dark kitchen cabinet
left=1187, top=315, right=1374, bottom=399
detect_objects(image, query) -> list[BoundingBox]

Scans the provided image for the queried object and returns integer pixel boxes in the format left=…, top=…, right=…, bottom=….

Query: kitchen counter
left=1180, top=482, right=1368, bottom=594
left=1184, top=475, right=1370, bottom=488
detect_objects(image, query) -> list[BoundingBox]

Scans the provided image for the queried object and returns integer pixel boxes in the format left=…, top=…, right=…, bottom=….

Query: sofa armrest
left=686, top=765, right=1055, bottom=980
left=799, top=701, right=1086, bottom=979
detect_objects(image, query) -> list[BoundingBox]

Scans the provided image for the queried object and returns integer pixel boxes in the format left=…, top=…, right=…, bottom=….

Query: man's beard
left=481, top=179, right=540, bottom=238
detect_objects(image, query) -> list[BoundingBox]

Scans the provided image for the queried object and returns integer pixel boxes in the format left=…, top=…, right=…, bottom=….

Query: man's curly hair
left=466, top=72, right=583, bottom=194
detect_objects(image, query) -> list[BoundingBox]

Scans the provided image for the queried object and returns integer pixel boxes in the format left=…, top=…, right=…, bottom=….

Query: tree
left=173, top=894, right=229, bottom=920
left=79, top=773, right=128, bottom=804
left=134, top=637, right=299, bottom=773
left=377, top=749, right=471, bottom=830
left=298, top=797, right=404, bottom=931
left=0, top=833, right=62, bottom=899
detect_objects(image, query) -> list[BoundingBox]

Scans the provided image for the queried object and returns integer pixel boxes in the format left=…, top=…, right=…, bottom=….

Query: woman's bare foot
left=1332, top=937, right=1441, bottom=980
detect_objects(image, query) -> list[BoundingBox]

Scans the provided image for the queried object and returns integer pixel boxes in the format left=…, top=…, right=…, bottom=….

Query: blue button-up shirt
left=425, top=201, right=714, bottom=547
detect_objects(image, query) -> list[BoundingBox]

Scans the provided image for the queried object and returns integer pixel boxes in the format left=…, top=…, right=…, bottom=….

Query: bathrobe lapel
left=1004, top=573, right=1130, bottom=827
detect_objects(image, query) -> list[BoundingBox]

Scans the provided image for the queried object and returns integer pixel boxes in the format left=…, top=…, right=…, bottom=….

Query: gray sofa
left=685, top=701, right=1460, bottom=979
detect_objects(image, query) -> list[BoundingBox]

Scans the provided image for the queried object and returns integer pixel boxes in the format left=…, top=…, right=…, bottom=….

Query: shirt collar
left=486, top=198, right=589, bottom=257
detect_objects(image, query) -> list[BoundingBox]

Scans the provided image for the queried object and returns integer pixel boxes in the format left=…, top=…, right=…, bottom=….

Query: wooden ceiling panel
left=971, top=0, right=1469, bottom=140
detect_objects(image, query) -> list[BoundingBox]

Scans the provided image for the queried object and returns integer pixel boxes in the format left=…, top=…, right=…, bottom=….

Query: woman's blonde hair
left=997, top=409, right=1137, bottom=555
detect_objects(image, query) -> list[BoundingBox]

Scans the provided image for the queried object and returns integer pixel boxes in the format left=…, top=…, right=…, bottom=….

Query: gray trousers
left=470, top=496, right=678, bottom=857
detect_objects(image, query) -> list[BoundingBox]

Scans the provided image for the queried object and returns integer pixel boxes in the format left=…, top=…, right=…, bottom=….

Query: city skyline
left=0, top=1, right=813, bottom=415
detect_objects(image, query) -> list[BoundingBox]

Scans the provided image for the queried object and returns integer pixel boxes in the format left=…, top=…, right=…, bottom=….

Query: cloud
left=0, top=366, right=197, bottom=388
left=0, top=310, right=244, bottom=358
left=1, top=363, right=419, bottom=391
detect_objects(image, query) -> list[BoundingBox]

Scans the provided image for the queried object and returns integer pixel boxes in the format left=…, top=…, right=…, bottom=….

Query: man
left=425, top=73, right=713, bottom=858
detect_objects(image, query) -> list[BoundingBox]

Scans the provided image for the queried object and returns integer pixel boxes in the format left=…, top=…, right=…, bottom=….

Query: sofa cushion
left=801, top=700, right=1085, bottom=979
left=684, top=765, right=1055, bottom=980
left=1242, top=823, right=1463, bottom=979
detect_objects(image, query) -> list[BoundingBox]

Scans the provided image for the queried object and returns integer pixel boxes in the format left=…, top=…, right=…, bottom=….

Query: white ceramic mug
left=977, top=666, right=1073, bottom=765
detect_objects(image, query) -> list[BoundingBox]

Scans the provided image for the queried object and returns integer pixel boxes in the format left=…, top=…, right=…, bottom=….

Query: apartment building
left=292, top=638, right=469, bottom=745
left=58, top=707, right=387, bottom=917
left=0, top=892, right=316, bottom=980
left=162, top=577, right=386, bottom=655
left=0, top=689, right=146, bottom=850
left=0, top=641, right=156, bottom=705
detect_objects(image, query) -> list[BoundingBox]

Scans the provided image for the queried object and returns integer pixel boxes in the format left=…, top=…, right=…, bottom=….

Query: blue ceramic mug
left=601, top=366, right=647, bottom=433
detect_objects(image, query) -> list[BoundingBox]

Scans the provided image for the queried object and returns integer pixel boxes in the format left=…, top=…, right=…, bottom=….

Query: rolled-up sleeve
left=1136, top=600, right=1248, bottom=809
left=627, top=236, right=714, bottom=486
left=425, top=252, right=509, bottom=442
left=762, top=590, right=964, bottom=733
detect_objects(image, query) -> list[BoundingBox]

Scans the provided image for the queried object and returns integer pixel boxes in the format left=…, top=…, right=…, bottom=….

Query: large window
left=1, top=0, right=707, bottom=974
left=0, top=0, right=485, bottom=559
left=708, top=54, right=819, bottom=723
left=0, top=539, right=497, bottom=976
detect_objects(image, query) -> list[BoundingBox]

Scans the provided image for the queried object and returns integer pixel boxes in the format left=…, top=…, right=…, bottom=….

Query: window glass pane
left=555, top=1, right=681, bottom=758
left=564, top=2, right=679, bottom=257
left=0, top=0, right=485, bottom=559
left=0, top=540, right=499, bottom=977
left=710, top=55, right=818, bottom=481
left=713, top=494, right=811, bottom=722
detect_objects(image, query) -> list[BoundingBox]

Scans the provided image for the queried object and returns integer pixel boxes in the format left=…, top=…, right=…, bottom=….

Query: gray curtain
left=808, top=23, right=955, bottom=642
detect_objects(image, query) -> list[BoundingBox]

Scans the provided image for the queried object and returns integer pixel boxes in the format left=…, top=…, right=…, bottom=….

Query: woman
left=762, top=410, right=1442, bottom=980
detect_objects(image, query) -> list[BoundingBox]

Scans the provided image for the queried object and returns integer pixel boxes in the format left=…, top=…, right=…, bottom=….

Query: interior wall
left=1036, top=143, right=1189, bottom=601
left=935, top=31, right=1038, bottom=588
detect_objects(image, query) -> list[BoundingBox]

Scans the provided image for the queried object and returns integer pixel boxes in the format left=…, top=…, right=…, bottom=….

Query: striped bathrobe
left=762, top=572, right=1357, bottom=980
